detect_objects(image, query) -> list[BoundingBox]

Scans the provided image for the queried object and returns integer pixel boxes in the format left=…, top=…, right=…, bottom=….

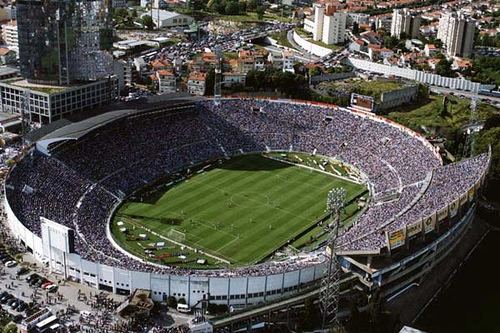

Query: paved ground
left=0, top=253, right=193, bottom=331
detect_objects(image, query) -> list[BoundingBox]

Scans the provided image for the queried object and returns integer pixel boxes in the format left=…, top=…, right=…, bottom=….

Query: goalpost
left=167, top=229, right=186, bottom=243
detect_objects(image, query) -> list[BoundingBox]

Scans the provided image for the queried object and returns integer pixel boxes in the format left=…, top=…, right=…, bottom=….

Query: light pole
left=320, top=187, right=346, bottom=330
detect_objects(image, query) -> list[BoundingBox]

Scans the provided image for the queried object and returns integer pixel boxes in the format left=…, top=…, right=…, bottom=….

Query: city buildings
left=1, top=20, right=18, bottom=50
left=0, top=77, right=118, bottom=123
left=187, top=72, right=206, bottom=96
left=156, top=70, right=177, bottom=93
left=437, top=11, right=476, bottom=58
left=304, top=3, right=347, bottom=45
left=145, top=10, right=194, bottom=29
left=390, top=8, right=421, bottom=39
left=16, top=0, right=114, bottom=85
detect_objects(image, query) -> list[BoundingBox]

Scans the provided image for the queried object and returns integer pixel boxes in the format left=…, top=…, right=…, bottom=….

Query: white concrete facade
left=437, top=12, right=475, bottom=57
left=322, top=12, right=347, bottom=45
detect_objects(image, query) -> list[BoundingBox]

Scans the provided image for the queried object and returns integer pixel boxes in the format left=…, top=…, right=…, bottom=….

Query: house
left=150, top=58, right=173, bottom=72
left=282, top=50, right=295, bottom=73
left=145, top=10, right=194, bottom=29
left=267, top=52, right=283, bottom=70
left=156, top=70, right=176, bottom=94
left=187, top=72, right=206, bottom=96
left=238, top=51, right=256, bottom=74
left=0, top=48, right=16, bottom=65
left=223, top=72, right=246, bottom=87
left=424, top=44, right=438, bottom=57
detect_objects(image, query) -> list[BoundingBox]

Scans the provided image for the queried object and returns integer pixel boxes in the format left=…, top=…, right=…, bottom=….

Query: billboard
left=388, top=228, right=406, bottom=249
left=468, top=186, right=475, bottom=201
left=437, top=206, right=449, bottom=221
left=449, top=198, right=460, bottom=218
left=407, top=220, right=423, bottom=238
left=423, top=213, right=437, bottom=234
left=350, top=93, right=375, bottom=111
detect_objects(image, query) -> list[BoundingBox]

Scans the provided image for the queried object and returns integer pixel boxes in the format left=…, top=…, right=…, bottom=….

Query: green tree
left=309, top=66, right=321, bottom=77
left=247, top=0, right=257, bottom=11
left=3, top=323, right=17, bottom=333
left=141, top=15, right=155, bottom=30
left=204, top=69, right=215, bottom=96
left=352, top=22, right=359, bottom=35
left=167, top=296, right=177, bottom=308
left=435, top=58, right=453, bottom=77
left=225, top=1, right=240, bottom=15
left=256, top=6, right=265, bottom=20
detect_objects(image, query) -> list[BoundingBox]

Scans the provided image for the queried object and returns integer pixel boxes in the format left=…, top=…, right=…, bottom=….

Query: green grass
left=112, top=154, right=365, bottom=267
left=386, top=95, right=498, bottom=132
left=294, top=28, right=342, bottom=51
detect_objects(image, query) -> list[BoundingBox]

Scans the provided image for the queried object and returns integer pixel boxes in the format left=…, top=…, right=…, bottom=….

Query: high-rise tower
left=17, top=0, right=114, bottom=85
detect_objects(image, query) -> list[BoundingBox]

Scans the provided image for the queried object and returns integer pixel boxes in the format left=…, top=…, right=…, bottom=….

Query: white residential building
left=156, top=70, right=176, bottom=94
left=390, top=9, right=421, bottom=39
left=282, top=50, right=295, bottom=73
left=187, top=72, right=206, bottom=96
left=322, top=10, right=347, bottom=45
left=1, top=20, right=18, bottom=49
left=144, top=10, right=194, bottom=28
left=437, top=11, right=475, bottom=58
left=304, top=3, right=346, bottom=45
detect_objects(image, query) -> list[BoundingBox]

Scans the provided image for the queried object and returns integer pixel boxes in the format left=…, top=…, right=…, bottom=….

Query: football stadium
left=3, top=98, right=490, bottom=310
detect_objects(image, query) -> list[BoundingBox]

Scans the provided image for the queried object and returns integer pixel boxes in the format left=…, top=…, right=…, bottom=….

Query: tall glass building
left=17, top=0, right=114, bottom=85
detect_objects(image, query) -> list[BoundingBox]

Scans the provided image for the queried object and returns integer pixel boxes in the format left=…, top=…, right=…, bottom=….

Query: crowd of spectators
left=3, top=98, right=489, bottom=276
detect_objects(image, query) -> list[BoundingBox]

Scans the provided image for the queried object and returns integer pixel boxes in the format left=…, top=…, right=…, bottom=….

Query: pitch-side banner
left=460, top=192, right=468, bottom=206
left=449, top=198, right=460, bottom=218
left=388, top=228, right=406, bottom=249
left=437, top=206, right=449, bottom=221
left=424, top=213, right=437, bottom=234
left=407, top=220, right=423, bottom=238
left=468, top=186, right=475, bottom=202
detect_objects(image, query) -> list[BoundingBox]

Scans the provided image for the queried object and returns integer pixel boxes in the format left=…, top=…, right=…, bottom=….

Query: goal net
left=167, top=229, right=186, bottom=243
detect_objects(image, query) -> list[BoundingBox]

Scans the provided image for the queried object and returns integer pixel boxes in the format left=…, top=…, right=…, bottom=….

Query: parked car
left=16, top=301, right=27, bottom=312
left=4, top=260, right=17, bottom=268
left=0, top=293, right=13, bottom=304
left=26, top=273, right=40, bottom=283
left=16, top=267, right=30, bottom=276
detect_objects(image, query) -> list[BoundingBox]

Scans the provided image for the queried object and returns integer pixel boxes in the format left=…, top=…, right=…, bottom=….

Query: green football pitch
left=112, top=154, right=366, bottom=267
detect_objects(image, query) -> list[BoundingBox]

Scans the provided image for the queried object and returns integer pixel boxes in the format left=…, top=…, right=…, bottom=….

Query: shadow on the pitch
left=217, top=154, right=293, bottom=172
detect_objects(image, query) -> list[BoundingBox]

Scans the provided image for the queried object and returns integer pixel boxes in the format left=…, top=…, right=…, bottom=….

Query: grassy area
left=386, top=95, right=497, bottom=133
left=219, top=11, right=295, bottom=23
left=112, top=154, right=365, bottom=268
left=269, top=31, right=294, bottom=49
left=294, top=28, right=342, bottom=51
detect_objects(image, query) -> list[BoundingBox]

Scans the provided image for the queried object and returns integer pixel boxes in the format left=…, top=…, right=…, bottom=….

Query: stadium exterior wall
left=346, top=57, right=481, bottom=93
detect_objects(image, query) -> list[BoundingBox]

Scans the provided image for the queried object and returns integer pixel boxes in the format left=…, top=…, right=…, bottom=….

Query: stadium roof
left=35, top=94, right=206, bottom=154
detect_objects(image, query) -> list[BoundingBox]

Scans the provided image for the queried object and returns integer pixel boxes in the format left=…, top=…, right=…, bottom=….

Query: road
left=430, top=86, right=500, bottom=104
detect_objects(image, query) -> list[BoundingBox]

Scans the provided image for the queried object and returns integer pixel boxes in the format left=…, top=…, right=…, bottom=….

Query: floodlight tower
left=320, top=187, right=346, bottom=330
left=464, top=97, right=478, bottom=157
left=214, top=46, right=223, bottom=105
left=20, top=90, right=30, bottom=146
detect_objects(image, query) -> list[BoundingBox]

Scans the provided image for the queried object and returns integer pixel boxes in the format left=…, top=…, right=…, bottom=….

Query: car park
left=0, top=293, right=13, bottom=304
left=16, top=267, right=30, bottom=276
left=17, top=302, right=27, bottom=312
left=6, top=298, right=17, bottom=307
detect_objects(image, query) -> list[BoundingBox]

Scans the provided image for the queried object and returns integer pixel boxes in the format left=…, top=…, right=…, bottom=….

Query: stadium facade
left=3, top=98, right=489, bottom=309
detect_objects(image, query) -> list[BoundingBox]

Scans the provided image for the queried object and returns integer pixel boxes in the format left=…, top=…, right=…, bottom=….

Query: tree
left=204, top=69, right=215, bottom=96
left=247, top=0, right=257, bottom=11
left=177, top=297, right=187, bottom=305
left=3, top=323, right=17, bottom=333
left=225, top=1, right=240, bottom=15
left=352, top=22, right=359, bottom=35
left=308, top=66, right=321, bottom=77
left=167, top=296, right=177, bottom=308
left=435, top=58, right=453, bottom=77
left=141, top=15, right=155, bottom=30
left=256, top=6, right=265, bottom=20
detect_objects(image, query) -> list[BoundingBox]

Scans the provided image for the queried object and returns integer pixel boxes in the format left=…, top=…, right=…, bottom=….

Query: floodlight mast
left=320, top=187, right=346, bottom=330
